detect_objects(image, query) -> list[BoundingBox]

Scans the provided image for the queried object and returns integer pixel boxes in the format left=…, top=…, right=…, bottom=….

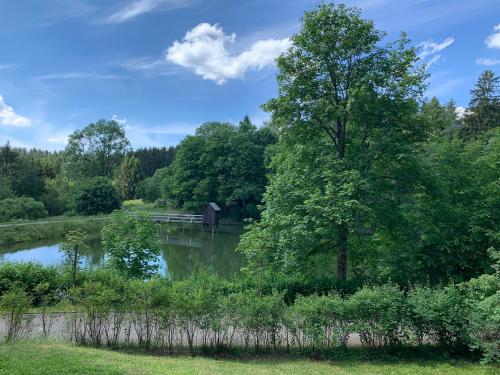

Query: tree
left=75, top=177, right=121, bottom=215
left=132, top=146, right=177, bottom=177
left=101, top=210, right=161, bottom=279
left=136, top=167, right=169, bottom=203
left=243, top=3, right=426, bottom=281
left=65, top=119, right=130, bottom=178
left=462, top=70, right=500, bottom=137
left=116, top=155, right=143, bottom=200
left=420, top=97, right=460, bottom=137
left=62, top=229, right=87, bottom=287
left=163, top=120, right=275, bottom=218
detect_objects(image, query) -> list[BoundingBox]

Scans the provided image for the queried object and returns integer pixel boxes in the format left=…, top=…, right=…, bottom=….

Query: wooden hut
left=203, top=202, right=221, bottom=231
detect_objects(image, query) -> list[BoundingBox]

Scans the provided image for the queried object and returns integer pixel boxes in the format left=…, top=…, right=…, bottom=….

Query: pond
left=0, top=224, right=244, bottom=280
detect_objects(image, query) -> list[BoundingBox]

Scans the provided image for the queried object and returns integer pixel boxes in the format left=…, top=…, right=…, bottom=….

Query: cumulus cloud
left=456, top=106, right=467, bottom=119
left=418, top=37, right=454, bottom=59
left=105, top=0, right=193, bottom=23
left=485, top=24, right=500, bottom=49
left=476, top=57, right=500, bottom=66
left=0, top=95, right=31, bottom=127
left=166, top=23, right=291, bottom=84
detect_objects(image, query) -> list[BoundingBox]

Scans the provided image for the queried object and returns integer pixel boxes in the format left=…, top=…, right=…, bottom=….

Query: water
left=0, top=224, right=244, bottom=280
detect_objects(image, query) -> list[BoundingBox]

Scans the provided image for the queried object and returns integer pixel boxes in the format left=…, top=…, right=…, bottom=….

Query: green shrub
left=0, top=286, right=33, bottom=341
left=407, top=284, right=470, bottom=347
left=0, top=262, right=62, bottom=306
left=468, top=291, right=500, bottom=364
left=170, top=271, right=226, bottom=350
left=229, top=290, right=285, bottom=349
left=348, top=284, right=406, bottom=347
left=285, top=293, right=349, bottom=348
left=0, top=197, right=48, bottom=222
left=75, top=177, right=120, bottom=215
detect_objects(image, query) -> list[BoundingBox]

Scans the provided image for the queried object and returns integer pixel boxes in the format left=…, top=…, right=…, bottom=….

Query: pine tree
left=462, top=70, right=500, bottom=136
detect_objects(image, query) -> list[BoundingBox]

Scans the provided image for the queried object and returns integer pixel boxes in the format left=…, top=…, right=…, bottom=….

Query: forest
left=0, top=2, right=498, bottom=368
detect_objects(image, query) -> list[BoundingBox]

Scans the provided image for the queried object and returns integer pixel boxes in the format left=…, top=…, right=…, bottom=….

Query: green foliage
left=65, top=119, right=130, bottom=179
left=461, top=70, right=500, bottom=137
left=0, top=262, right=62, bottom=306
left=228, top=289, right=285, bottom=349
left=0, top=197, right=48, bottom=222
left=116, top=155, right=143, bottom=200
left=136, top=167, right=169, bottom=203
left=163, top=119, right=275, bottom=218
left=61, top=229, right=87, bottom=286
left=0, top=216, right=108, bottom=246
left=0, top=286, right=32, bottom=341
left=285, top=294, right=348, bottom=348
left=132, top=146, right=177, bottom=177
left=469, top=291, right=500, bottom=364
left=348, top=284, right=406, bottom=347
left=101, top=210, right=160, bottom=278
left=75, top=177, right=121, bottom=215
left=242, top=2, right=426, bottom=281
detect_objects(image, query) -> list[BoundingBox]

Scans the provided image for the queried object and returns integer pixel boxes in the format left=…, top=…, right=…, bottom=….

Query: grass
left=0, top=215, right=109, bottom=246
left=0, top=342, right=497, bottom=375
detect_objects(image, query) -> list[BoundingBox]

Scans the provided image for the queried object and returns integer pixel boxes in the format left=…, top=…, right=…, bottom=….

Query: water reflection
left=0, top=224, right=244, bottom=280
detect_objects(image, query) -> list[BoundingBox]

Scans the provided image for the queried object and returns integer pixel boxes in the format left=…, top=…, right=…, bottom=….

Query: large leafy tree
left=163, top=119, right=275, bottom=218
left=65, top=119, right=130, bottom=178
left=75, top=177, right=121, bottom=215
left=241, top=3, right=426, bottom=281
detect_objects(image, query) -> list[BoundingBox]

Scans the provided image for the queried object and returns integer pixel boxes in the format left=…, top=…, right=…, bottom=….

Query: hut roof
left=207, top=202, right=221, bottom=211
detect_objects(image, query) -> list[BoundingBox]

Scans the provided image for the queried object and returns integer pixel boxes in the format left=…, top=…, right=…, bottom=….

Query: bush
left=407, top=284, right=471, bottom=347
left=469, top=291, right=500, bottom=364
left=348, top=284, right=406, bottom=347
left=229, top=290, right=285, bottom=349
left=75, top=177, right=120, bottom=215
left=170, top=271, right=226, bottom=350
left=0, top=197, right=48, bottom=222
left=0, top=286, right=33, bottom=341
left=0, top=262, right=62, bottom=306
left=285, top=294, right=348, bottom=348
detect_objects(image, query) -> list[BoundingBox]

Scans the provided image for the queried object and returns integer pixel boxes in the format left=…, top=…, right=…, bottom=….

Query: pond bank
left=0, top=216, right=109, bottom=246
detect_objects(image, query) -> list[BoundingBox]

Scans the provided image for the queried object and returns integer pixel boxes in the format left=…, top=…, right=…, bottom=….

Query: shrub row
left=0, top=264, right=498, bottom=363
left=0, top=197, right=48, bottom=222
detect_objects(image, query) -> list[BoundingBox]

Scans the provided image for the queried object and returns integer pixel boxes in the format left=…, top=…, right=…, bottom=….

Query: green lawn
left=0, top=342, right=496, bottom=375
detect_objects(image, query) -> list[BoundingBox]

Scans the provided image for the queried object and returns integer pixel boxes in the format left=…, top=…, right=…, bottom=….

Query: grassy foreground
left=0, top=342, right=497, bottom=375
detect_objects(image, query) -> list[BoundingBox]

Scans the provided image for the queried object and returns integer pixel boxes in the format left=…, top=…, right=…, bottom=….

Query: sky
left=0, top=0, right=499, bottom=150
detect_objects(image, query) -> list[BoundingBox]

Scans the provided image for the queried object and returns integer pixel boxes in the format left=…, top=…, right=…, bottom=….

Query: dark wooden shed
left=203, top=202, right=221, bottom=231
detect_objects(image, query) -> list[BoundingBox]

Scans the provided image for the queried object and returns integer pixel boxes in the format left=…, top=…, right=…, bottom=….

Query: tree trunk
left=72, top=244, right=78, bottom=287
left=336, top=121, right=347, bottom=282
left=336, top=223, right=348, bottom=282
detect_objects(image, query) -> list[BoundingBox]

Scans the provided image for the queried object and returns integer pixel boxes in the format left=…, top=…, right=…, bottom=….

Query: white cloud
left=476, top=57, right=500, bottom=66
left=426, top=54, right=442, bottom=67
left=47, top=135, right=68, bottom=144
left=418, top=37, right=454, bottom=59
left=35, top=72, right=121, bottom=80
left=456, top=106, right=467, bottom=119
left=166, top=23, right=291, bottom=84
left=105, top=0, right=192, bottom=23
left=0, top=95, right=31, bottom=127
left=485, top=23, right=500, bottom=49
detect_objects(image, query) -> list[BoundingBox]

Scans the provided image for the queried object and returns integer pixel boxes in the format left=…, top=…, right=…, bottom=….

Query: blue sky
left=0, top=0, right=499, bottom=150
